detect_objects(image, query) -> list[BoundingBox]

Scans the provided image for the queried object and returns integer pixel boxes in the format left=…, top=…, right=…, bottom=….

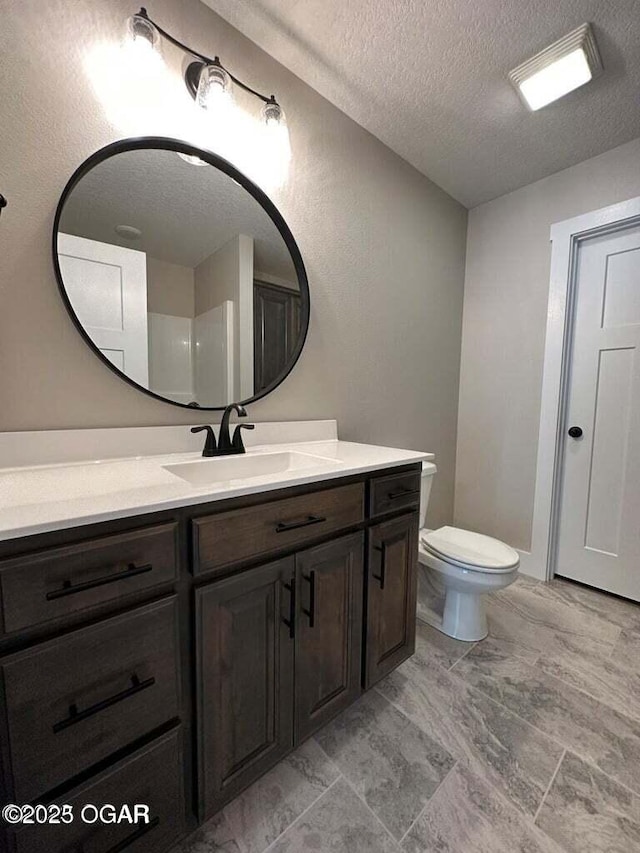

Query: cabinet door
left=365, top=513, right=418, bottom=688
left=295, top=532, right=364, bottom=741
left=196, top=558, right=295, bottom=819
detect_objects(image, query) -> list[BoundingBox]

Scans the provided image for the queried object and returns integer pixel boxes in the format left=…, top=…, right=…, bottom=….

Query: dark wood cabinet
left=295, top=532, right=364, bottom=741
left=364, top=513, right=419, bottom=688
left=0, top=597, right=180, bottom=802
left=192, top=483, right=364, bottom=576
left=196, top=557, right=295, bottom=819
left=0, top=462, right=421, bottom=851
left=8, top=728, right=185, bottom=853
left=254, top=281, right=301, bottom=393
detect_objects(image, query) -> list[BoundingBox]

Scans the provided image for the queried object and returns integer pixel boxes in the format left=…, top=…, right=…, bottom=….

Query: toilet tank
left=419, top=462, right=437, bottom=529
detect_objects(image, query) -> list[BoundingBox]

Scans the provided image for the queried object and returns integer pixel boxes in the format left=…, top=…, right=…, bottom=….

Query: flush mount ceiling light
left=125, top=8, right=288, bottom=138
left=509, top=23, right=603, bottom=111
left=114, top=224, right=142, bottom=240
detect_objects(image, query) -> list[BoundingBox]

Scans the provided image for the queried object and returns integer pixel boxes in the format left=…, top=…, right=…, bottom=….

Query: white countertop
left=0, top=429, right=432, bottom=541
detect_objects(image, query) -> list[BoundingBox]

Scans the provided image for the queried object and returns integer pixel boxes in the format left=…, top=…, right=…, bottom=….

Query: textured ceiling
left=202, top=0, right=640, bottom=207
left=59, top=148, right=296, bottom=279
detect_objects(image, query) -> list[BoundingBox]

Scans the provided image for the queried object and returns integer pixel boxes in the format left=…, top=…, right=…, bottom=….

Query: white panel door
left=557, top=224, right=640, bottom=600
left=58, top=233, right=149, bottom=387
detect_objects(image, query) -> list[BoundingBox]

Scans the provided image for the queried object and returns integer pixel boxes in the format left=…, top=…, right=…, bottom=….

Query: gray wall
left=147, top=258, right=195, bottom=318
left=0, top=0, right=467, bottom=527
left=455, top=137, right=640, bottom=552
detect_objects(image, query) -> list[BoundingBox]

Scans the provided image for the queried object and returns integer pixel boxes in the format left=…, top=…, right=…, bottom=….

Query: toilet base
left=442, top=589, right=488, bottom=641
left=418, top=592, right=488, bottom=642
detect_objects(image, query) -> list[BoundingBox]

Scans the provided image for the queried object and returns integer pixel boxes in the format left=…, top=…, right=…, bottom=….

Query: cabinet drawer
left=0, top=597, right=180, bottom=802
left=369, top=470, right=421, bottom=518
left=0, top=523, right=178, bottom=634
left=193, top=483, right=364, bottom=575
left=8, top=728, right=184, bottom=853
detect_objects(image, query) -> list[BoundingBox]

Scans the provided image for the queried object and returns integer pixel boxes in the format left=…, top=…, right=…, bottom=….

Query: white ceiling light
left=114, top=224, right=142, bottom=240
left=509, top=23, right=602, bottom=111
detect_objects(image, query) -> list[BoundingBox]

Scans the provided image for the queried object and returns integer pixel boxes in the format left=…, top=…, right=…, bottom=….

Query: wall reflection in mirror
left=55, top=143, right=307, bottom=408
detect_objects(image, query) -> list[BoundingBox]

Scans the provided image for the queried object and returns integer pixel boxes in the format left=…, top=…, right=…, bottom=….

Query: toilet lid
left=421, top=526, right=519, bottom=571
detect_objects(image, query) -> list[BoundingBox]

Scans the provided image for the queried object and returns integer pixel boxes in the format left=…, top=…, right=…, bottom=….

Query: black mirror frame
left=52, top=136, right=310, bottom=411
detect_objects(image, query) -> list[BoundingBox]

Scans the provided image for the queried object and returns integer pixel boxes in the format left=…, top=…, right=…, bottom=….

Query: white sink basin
left=163, top=451, right=343, bottom=486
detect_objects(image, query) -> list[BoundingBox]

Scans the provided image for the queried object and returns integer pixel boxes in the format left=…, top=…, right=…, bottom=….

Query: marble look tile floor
left=173, top=575, right=640, bottom=853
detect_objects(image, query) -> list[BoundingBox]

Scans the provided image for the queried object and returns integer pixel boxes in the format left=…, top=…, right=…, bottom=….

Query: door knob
left=568, top=426, right=583, bottom=438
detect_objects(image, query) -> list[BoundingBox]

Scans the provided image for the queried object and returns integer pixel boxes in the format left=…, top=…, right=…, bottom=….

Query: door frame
left=529, top=195, right=640, bottom=581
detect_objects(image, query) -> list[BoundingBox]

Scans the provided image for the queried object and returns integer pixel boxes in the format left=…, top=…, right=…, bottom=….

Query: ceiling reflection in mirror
left=55, top=142, right=308, bottom=409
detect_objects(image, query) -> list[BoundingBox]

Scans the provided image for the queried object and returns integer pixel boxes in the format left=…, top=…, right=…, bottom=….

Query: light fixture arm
left=135, top=7, right=278, bottom=106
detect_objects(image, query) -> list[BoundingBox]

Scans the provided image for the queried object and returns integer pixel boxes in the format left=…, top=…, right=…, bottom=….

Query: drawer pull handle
left=52, top=673, right=156, bottom=733
left=302, top=570, right=316, bottom=628
left=387, top=488, right=419, bottom=501
left=282, top=578, right=296, bottom=639
left=275, top=515, right=326, bottom=533
left=46, top=563, right=153, bottom=601
left=372, top=544, right=386, bottom=590
left=101, top=815, right=160, bottom=853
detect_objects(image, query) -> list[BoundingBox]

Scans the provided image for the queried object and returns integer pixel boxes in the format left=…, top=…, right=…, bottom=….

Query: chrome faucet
left=191, top=404, right=255, bottom=458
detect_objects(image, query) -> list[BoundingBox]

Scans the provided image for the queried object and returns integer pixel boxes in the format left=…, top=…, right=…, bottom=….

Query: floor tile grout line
left=576, top=752, right=640, bottom=801
left=529, top=646, right=640, bottom=725
left=445, top=640, right=640, bottom=799
left=376, top=679, right=576, bottom=830
left=408, top=649, right=571, bottom=757
left=313, top=717, right=417, bottom=849
left=523, top=648, right=640, bottom=728
left=373, top=653, right=640, bottom=811
left=335, top=770, right=405, bottom=850
left=396, top=759, right=460, bottom=846
left=447, top=640, right=477, bottom=671
left=532, top=748, right=566, bottom=824
left=260, top=774, right=344, bottom=853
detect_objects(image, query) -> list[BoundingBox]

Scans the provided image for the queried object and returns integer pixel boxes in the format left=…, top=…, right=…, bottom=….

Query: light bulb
left=259, top=98, right=290, bottom=187
left=123, top=13, right=163, bottom=75
left=196, top=62, right=232, bottom=111
left=262, top=98, right=285, bottom=128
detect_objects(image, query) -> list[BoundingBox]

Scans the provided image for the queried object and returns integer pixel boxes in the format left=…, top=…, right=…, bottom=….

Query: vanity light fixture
left=509, top=23, right=602, bottom=111
left=126, top=8, right=287, bottom=133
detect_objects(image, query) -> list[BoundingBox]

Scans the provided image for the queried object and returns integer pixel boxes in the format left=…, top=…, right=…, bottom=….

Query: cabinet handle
left=275, top=515, right=326, bottom=533
left=372, top=543, right=386, bottom=590
left=101, top=816, right=160, bottom=853
left=302, top=571, right=316, bottom=628
left=387, top=488, right=419, bottom=500
left=52, top=673, right=155, bottom=733
left=46, top=563, right=153, bottom=600
left=282, top=578, right=296, bottom=639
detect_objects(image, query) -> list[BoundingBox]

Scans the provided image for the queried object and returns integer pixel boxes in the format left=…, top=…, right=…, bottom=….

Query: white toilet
left=418, top=462, right=519, bottom=641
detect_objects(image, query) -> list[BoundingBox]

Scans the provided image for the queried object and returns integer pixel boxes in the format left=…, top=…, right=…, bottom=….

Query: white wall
left=194, top=302, right=234, bottom=406
left=0, top=0, right=467, bottom=528
left=148, top=312, right=193, bottom=404
left=455, top=137, right=640, bottom=564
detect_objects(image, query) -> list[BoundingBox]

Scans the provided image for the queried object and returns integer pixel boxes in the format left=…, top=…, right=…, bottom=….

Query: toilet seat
left=421, top=526, right=519, bottom=573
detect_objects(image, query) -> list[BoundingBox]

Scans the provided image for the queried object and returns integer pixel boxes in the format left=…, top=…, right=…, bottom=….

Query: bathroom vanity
left=0, top=426, right=429, bottom=852
left=0, top=135, right=430, bottom=851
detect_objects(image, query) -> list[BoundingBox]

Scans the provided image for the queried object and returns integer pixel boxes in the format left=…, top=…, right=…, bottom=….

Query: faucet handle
left=232, top=423, right=255, bottom=453
left=191, top=425, right=217, bottom=457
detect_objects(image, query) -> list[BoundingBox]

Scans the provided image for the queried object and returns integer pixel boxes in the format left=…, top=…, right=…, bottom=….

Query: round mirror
left=53, top=137, right=309, bottom=409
